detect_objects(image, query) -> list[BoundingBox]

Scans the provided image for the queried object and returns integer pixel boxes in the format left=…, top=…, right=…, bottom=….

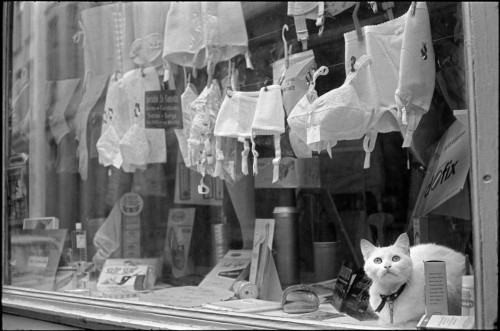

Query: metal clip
left=411, top=2, right=417, bottom=16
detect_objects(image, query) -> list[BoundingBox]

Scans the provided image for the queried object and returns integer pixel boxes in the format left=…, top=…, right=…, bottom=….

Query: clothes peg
left=382, top=2, right=394, bottom=20
left=316, top=2, right=325, bottom=37
left=352, top=3, right=363, bottom=41
left=411, top=2, right=417, bottom=16
left=368, top=1, right=378, bottom=13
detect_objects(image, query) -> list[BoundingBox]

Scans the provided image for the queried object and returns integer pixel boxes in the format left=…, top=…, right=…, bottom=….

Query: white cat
left=360, top=233, right=467, bottom=328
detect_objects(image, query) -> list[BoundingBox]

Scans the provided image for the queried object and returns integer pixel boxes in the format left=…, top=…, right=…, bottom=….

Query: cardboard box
left=424, top=261, right=448, bottom=315
left=165, top=208, right=195, bottom=278
left=23, top=217, right=59, bottom=230
left=101, top=258, right=162, bottom=278
left=198, top=250, right=252, bottom=290
left=417, top=315, right=475, bottom=329
left=120, top=193, right=143, bottom=258
left=97, top=262, right=156, bottom=292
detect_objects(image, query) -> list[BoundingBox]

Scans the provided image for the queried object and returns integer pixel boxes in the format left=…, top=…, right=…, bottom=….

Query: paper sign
left=414, top=120, right=470, bottom=217
left=145, top=90, right=182, bottom=129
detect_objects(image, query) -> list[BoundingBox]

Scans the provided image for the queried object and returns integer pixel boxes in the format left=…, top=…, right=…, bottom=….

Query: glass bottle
left=71, top=222, right=88, bottom=262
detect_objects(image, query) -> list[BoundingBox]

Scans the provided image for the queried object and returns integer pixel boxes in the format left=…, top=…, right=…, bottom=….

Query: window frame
left=2, top=2, right=498, bottom=329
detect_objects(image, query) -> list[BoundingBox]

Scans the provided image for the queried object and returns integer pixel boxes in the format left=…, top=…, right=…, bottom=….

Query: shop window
left=2, top=2, right=497, bottom=330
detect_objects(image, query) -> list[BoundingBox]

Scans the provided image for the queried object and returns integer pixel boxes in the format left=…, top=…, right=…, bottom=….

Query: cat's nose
left=384, top=265, right=391, bottom=269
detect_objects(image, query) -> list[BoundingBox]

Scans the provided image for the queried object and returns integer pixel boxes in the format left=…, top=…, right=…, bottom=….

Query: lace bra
left=288, top=55, right=377, bottom=167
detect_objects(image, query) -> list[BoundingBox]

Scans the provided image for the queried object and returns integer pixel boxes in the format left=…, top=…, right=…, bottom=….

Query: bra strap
left=213, top=136, right=224, bottom=179
left=241, top=138, right=250, bottom=175
left=251, top=135, right=259, bottom=176
left=363, top=129, right=378, bottom=169
left=272, top=134, right=281, bottom=183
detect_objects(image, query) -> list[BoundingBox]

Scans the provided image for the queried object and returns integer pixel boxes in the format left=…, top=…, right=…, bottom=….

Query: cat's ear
left=360, top=239, right=376, bottom=261
left=394, top=233, right=410, bottom=255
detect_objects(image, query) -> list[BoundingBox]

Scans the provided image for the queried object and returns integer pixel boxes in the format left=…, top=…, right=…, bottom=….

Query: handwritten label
left=145, top=90, right=182, bottom=129
left=27, top=256, right=49, bottom=268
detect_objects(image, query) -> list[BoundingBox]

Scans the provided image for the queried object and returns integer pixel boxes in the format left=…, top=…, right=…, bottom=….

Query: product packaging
left=198, top=250, right=252, bottom=290
left=97, top=259, right=156, bottom=292
left=424, top=260, right=449, bottom=315
left=417, top=315, right=475, bottom=329
left=120, top=192, right=144, bottom=259
left=164, top=208, right=195, bottom=278
left=461, top=275, right=475, bottom=316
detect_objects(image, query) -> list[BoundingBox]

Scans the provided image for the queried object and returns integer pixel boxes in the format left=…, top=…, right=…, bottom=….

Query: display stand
left=249, top=219, right=282, bottom=302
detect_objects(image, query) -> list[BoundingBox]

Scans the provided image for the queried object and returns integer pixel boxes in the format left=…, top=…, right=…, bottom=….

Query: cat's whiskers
left=391, top=268, right=412, bottom=286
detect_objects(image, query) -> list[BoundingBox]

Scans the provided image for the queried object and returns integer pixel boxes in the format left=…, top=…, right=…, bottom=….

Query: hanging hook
left=198, top=176, right=210, bottom=195
left=350, top=56, right=357, bottom=72
left=282, top=24, right=290, bottom=70
left=352, top=3, right=363, bottom=41
left=140, top=66, right=145, bottom=77
left=312, top=66, right=329, bottom=84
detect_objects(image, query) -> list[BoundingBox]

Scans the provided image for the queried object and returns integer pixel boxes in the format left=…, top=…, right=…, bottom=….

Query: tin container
left=233, top=280, right=259, bottom=299
left=273, top=206, right=299, bottom=288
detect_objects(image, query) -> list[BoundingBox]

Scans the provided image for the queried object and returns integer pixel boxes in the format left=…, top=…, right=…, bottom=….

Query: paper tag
left=307, top=125, right=321, bottom=145
left=27, top=256, right=49, bottom=268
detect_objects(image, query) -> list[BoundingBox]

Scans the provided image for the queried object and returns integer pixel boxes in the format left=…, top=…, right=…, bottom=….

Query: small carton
left=97, top=264, right=155, bottom=292
left=198, top=250, right=252, bottom=290
left=417, top=315, right=475, bottom=329
left=424, top=260, right=448, bottom=315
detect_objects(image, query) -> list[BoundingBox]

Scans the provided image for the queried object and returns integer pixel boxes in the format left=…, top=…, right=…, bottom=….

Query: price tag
left=307, top=125, right=321, bottom=145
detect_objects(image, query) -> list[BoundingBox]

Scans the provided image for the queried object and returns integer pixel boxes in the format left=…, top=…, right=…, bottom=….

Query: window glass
left=4, top=2, right=474, bottom=328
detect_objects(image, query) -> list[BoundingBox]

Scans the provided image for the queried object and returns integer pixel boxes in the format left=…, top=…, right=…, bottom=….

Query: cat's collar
left=374, top=283, right=407, bottom=313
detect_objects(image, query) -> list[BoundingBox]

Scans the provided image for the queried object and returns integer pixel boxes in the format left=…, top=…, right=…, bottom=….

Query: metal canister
left=211, top=223, right=229, bottom=265
left=233, top=280, right=259, bottom=299
left=273, top=206, right=300, bottom=288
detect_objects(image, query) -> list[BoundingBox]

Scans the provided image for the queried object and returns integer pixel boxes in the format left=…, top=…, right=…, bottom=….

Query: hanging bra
left=175, top=83, right=199, bottom=168
left=214, top=89, right=260, bottom=177
left=251, top=85, right=286, bottom=183
left=96, top=108, right=123, bottom=169
left=119, top=104, right=150, bottom=172
left=288, top=55, right=376, bottom=167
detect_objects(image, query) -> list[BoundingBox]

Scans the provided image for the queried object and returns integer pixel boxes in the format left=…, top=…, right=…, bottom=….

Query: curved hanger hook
left=198, top=177, right=210, bottom=195
left=282, top=24, right=290, bottom=69
left=312, top=66, right=329, bottom=84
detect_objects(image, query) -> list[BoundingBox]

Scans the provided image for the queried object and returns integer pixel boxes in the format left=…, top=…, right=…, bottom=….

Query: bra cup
left=288, top=83, right=375, bottom=151
left=96, top=125, right=121, bottom=166
left=119, top=123, right=150, bottom=167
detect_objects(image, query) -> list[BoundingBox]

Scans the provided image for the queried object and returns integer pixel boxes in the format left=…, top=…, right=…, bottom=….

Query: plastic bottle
left=71, top=222, right=88, bottom=262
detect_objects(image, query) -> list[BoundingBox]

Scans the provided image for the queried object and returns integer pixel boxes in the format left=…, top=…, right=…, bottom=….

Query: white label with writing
left=27, top=255, right=49, bottom=268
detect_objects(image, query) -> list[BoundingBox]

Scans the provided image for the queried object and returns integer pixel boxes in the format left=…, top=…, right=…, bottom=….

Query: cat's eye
left=392, top=256, right=400, bottom=262
left=374, top=257, right=382, bottom=264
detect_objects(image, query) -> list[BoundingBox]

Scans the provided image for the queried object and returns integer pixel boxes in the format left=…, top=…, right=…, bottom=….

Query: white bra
left=288, top=55, right=378, bottom=168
